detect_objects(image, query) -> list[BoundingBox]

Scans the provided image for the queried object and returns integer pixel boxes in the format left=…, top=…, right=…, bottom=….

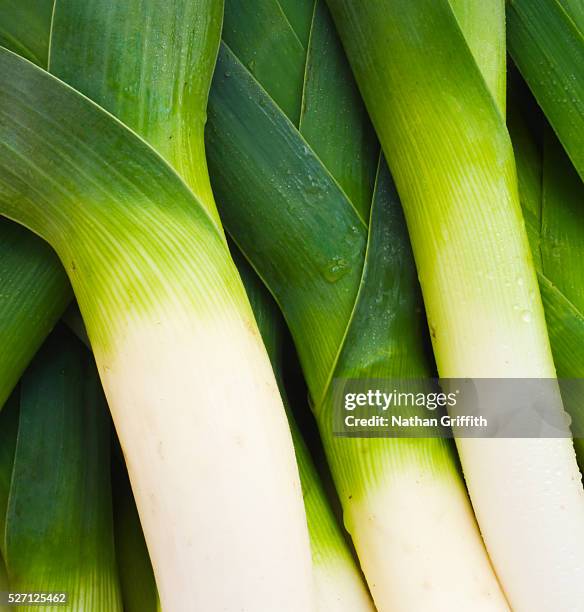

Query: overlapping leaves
left=206, top=0, right=456, bottom=506
left=508, top=0, right=584, bottom=180
left=508, top=73, right=584, bottom=460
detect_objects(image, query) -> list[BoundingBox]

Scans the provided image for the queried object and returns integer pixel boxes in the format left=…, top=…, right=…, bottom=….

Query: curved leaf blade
left=0, top=221, right=70, bottom=408
left=299, top=1, right=378, bottom=221
left=223, top=0, right=306, bottom=123
left=209, top=44, right=367, bottom=398
left=0, top=3, right=71, bottom=412
left=508, top=0, right=584, bottom=180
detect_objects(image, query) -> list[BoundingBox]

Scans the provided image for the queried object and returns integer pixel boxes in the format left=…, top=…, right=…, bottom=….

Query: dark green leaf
left=4, top=327, right=121, bottom=609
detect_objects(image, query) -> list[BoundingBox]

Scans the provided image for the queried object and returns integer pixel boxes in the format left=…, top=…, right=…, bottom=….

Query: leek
left=508, top=74, right=584, bottom=464
left=0, top=3, right=70, bottom=412
left=508, top=0, right=584, bottom=181
left=0, top=0, right=53, bottom=67
left=0, top=25, right=313, bottom=611
left=206, top=1, right=508, bottom=609
left=67, top=249, right=376, bottom=610
left=324, top=0, right=584, bottom=609
left=0, top=221, right=70, bottom=408
left=1, top=327, right=121, bottom=611
left=236, top=252, right=375, bottom=610
left=0, top=1, right=315, bottom=607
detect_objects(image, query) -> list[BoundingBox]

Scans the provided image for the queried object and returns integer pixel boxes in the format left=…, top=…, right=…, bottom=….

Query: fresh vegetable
left=0, top=3, right=71, bottom=412
left=323, top=0, right=584, bottom=609
left=206, top=1, right=508, bottom=609
left=508, top=72, right=584, bottom=465
left=508, top=0, right=584, bottom=181
left=0, top=222, right=70, bottom=409
left=0, top=0, right=314, bottom=608
left=0, top=1, right=581, bottom=609
left=236, top=251, right=375, bottom=610
left=0, top=327, right=121, bottom=611
left=67, top=247, right=375, bottom=610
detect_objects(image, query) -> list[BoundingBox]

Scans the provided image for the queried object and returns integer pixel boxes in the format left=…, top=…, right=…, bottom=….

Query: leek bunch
left=206, top=1, right=507, bottom=609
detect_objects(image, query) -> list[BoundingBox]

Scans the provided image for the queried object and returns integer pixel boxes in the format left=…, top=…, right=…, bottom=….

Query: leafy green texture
left=449, top=0, right=506, bottom=113
left=208, top=0, right=455, bottom=497
left=0, top=48, right=240, bottom=351
left=50, top=0, right=223, bottom=223
left=0, top=221, right=70, bottom=409
left=214, top=1, right=379, bottom=402
left=508, top=75, right=584, bottom=463
left=0, top=0, right=54, bottom=66
left=207, top=2, right=506, bottom=608
left=508, top=0, right=584, bottom=181
left=211, top=45, right=366, bottom=398
left=0, top=3, right=71, bottom=411
left=3, top=327, right=121, bottom=611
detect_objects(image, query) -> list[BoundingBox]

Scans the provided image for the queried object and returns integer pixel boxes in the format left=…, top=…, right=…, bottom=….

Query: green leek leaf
left=0, top=222, right=70, bottom=408
left=508, top=75, right=584, bottom=463
left=0, top=0, right=53, bottom=67
left=50, top=0, right=224, bottom=223
left=508, top=0, right=584, bottom=180
left=0, top=2, right=71, bottom=411
left=4, top=327, right=121, bottom=611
